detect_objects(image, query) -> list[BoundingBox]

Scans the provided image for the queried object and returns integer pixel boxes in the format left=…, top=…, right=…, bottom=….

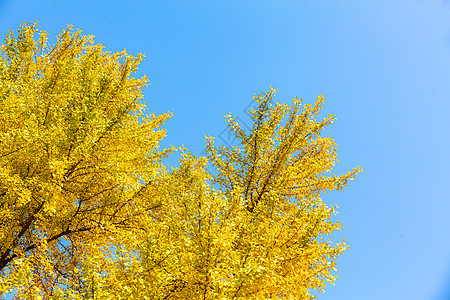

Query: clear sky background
left=1, top=1, right=450, bottom=299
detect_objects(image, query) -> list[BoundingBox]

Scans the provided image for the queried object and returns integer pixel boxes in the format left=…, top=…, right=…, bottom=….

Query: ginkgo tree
left=0, top=22, right=362, bottom=300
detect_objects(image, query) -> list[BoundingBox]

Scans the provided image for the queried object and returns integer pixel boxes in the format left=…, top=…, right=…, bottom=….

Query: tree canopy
left=0, top=23, right=361, bottom=300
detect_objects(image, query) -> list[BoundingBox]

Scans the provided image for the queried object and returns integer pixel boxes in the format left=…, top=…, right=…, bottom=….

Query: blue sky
left=1, top=1, right=450, bottom=299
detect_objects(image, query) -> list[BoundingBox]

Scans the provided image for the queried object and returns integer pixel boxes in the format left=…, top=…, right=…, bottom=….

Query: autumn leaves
left=0, top=23, right=361, bottom=299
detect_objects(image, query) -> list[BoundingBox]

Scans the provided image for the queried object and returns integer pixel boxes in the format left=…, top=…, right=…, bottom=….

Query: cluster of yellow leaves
left=0, top=22, right=171, bottom=299
left=0, top=23, right=361, bottom=300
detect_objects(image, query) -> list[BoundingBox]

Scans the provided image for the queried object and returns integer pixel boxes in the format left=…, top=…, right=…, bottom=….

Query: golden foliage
left=0, top=23, right=361, bottom=299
